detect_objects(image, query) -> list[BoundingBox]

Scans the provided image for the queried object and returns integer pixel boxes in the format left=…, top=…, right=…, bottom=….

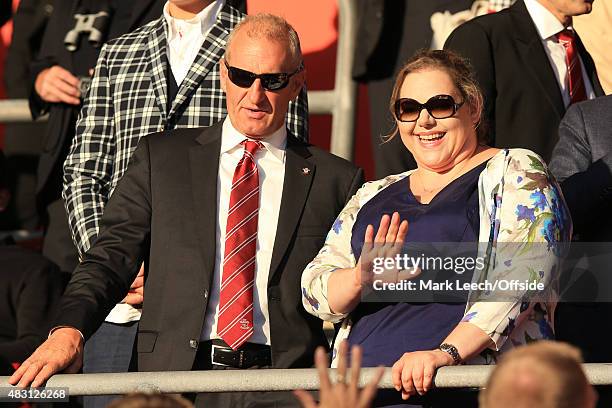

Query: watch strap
left=439, top=343, right=462, bottom=365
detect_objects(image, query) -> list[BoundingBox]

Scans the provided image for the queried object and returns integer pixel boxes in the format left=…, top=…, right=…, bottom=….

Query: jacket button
left=203, top=289, right=208, bottom=300
left=189, top=339, right=198, bottom=349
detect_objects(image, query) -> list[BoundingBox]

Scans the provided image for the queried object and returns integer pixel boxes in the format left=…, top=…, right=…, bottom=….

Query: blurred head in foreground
left=480, top=341, right=597, bottom=408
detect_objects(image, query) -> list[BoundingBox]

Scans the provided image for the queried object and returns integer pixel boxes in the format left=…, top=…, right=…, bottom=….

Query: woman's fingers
left=401, top=359, right=416, bottom=399
left=422, top=362, right=435, bottom=393
left=384, top=212, right=401, bottom=244
left=395, top=219, right=409, bottom=245
left=412, top=360, right=425, bottom=395
left=391, top=357, right=404, bottom=391
left=363, top=224, right=374, bottom=245
left=375, top=214, right=391, bottom=244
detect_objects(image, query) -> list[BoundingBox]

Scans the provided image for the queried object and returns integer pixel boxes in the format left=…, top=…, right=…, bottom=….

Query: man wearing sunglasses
left=11, top=14, right=363, bottom=408
left=59, top=1, right=306, bottom=406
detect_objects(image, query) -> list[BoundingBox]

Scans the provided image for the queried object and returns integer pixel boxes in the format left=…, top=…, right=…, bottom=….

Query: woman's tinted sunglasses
left=394, top=94, right=464, bottom=122
left=224, top=60, right=303, bottom=91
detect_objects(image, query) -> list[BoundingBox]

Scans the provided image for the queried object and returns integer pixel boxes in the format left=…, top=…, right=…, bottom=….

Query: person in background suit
left=30, top=0, right=164, bottom=275
left=574, top=0, right=612, bottom=94
left=10, top=14, right=363, bottom=408
left=0, top=150, right=65, bottom=377
left=444, top=0, right=604, bottom=162
left=28, top=3, right=163, bottom=406
left=549, top=96, right=612, bottom=373
left=2, top=0, right=53, bottom=232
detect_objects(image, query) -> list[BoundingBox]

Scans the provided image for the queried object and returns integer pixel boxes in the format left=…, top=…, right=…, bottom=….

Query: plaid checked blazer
left=63, top=3, right=309, bottom=256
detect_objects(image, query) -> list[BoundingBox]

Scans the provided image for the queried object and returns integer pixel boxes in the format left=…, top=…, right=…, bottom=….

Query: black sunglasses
left=224, top=60, right=303, bottom=91
left=394, top=94, right=464, bottom=122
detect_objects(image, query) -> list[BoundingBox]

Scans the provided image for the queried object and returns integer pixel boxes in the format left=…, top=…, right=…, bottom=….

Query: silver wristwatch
left=439, top=343, right=462, bottom=365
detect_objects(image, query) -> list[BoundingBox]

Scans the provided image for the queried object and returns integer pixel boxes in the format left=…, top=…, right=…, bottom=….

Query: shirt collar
left=221, top=117, right=287, bottom=163
left=163, top=0, right=224, bottom=39
left=524, top=0, right=571, bottom=40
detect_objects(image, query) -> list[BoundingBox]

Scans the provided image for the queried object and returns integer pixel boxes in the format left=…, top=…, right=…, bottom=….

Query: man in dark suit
left=549, top=95, right=612, bottom=364
left=444, top=0, right=604, bottom=162
left=10, top=14, right=363, bottom=408
left=549, top=95, right=612, bottom=405
left=61, top=4, right=307, bottom=397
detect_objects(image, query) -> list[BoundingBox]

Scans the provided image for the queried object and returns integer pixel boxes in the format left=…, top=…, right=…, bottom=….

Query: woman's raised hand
left=355, top=212, right=418, bottom=287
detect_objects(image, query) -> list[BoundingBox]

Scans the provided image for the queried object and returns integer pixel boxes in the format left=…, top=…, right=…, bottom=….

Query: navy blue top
left=347, top=162, right=486, bottom=407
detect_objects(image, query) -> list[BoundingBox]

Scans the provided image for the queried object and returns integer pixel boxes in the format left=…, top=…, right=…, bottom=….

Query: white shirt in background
left=163, top=0, right=225, bottom=85
left=524, top=0, right=595, bottom=107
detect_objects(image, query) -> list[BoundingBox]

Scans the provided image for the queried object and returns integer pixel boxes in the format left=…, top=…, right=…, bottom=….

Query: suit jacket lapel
left=268, top=135, right=315, bottom=285
left=190, top=123, right=223, bottom=284
left=510, top=0, right=565, bottom=118
left=168, top=4, right=243, bottom=120
left=145, top=18, right=169, bottom=122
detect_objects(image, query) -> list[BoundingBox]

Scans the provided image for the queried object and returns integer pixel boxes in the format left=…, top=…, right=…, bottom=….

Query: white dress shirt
left=524, top=0, right=595, bottom=107
left=163, top=0, right=224, bottom=85
left=201, top=118, right=287, bottom=345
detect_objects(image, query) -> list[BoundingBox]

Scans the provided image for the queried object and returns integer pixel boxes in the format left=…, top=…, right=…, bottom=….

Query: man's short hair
left=480, top=341, right=595, bottom=408
left=225, top=13, right=302, bottom=69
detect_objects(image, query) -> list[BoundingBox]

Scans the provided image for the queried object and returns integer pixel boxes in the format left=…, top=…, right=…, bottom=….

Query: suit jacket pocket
left=137, top=330, right=158, bottom=353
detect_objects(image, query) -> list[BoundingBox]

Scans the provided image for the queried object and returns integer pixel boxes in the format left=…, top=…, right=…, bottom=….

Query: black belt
left=199, top=340, right=272, bottom=369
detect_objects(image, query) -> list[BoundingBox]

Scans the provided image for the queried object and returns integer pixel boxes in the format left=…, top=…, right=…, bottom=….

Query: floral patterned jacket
left=301, top=149, right=572, bottom=367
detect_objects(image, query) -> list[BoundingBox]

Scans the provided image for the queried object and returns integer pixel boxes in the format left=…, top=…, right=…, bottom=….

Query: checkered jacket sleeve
left=63, top=43, right=116, bottom=256
left=63, top=6, right=309, bottom=257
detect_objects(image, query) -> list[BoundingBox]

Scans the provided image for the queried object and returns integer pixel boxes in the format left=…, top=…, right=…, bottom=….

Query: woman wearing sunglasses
left=301, top=49, right=571, bottom=407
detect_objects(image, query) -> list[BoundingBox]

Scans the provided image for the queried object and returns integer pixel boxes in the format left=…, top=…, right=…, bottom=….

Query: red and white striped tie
left=557, top=29, right=587, bottom=105
left=217, top=140, right=262, bottom=350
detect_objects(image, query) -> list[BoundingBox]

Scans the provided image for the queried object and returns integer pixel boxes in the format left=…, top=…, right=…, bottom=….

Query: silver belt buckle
left=211, top=344, right=231, bottom=367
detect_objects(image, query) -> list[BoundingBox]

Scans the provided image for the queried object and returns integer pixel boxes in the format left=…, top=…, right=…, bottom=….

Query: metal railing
left=2, top=364, right=612, bottom=395
left=307, top=0, right=357, bottom=160
left=0, top=0, right=358, bottom=160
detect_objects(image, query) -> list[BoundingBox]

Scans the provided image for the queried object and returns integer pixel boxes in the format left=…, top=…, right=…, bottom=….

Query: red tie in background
left=218, top=140, right=262, bottom=350
left=557, top=29, right=587, bottom=104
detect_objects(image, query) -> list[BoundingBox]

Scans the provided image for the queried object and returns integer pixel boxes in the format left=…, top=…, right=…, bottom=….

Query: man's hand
left=34, top=65, right=81, bottom=105
left=8, top=327, right=83, bottom=388
left=294, top=341, right=384, bottom=408
left=122, top=264, right=144, bottom=305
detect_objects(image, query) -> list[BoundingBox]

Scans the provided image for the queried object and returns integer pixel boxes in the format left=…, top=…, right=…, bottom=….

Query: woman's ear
left=469, top=96, right=483, bottom=126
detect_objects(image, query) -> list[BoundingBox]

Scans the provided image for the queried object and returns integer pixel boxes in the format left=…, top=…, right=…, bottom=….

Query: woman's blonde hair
left=387, top=49, right=488, bottom=143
